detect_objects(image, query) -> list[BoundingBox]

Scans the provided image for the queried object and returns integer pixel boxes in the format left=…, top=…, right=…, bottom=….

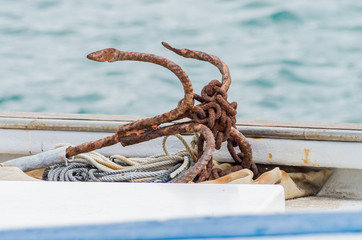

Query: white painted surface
left=1, top=128, right=362, bottom=170
left=318, top=169, right=362, bottom=199
left=0, top=129, right=168, bottom=158
left=0, top=181, right=284, bottom=230
left=247, top=138, right=362, bottom=169
left=286, top=196, right=362, bottom=212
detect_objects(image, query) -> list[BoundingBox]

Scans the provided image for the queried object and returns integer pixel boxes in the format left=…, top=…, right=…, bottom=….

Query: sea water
left=0, top=0, right=361, bottom=123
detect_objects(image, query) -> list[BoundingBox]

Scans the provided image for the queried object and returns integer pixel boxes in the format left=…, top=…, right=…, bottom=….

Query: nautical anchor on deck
left=65, top=42, right=259, bottom=182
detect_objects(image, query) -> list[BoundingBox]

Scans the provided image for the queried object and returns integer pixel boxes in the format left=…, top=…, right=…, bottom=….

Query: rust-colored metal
left=66, top=47, right=194, bottom=158
left=120, top=123, right=215, bottom=183
left=66, top=42, right=258, bottom=183
left=161, top=42, right=231, bottom=92
left=164, top=42, right=257, bottom=179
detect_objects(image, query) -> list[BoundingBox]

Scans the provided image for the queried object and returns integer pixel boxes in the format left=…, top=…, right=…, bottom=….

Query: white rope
left=163, top=134, right=198, bottom=161
left=170, top=156, right=190, bottom=179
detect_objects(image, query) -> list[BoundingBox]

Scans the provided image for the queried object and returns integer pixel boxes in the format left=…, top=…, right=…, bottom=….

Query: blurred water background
left=0, top=0, right=361, bottom=123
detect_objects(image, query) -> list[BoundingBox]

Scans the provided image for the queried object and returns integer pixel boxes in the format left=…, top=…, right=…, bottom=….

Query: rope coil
left=44, top=134, right=197, bottom=183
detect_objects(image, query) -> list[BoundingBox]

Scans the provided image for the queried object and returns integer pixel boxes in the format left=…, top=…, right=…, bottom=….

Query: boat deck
left=0, top=112, right=361, bottom=239
left=286, top=196, right=362, bottom=212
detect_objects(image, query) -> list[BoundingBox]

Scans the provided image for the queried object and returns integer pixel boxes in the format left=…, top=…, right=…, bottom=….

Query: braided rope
left=163, top=134, right=198, bottom=161
left=45, top=134, right=197, bottom=183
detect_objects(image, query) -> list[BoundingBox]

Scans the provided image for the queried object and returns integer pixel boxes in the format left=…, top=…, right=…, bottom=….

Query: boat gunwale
left=0, top=112, right=361, bottom=142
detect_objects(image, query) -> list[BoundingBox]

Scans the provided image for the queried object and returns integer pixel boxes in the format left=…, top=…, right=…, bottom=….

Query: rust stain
left=251, top=137, right=263, bottom=140
left=302, top=148, right=311, bottom=164
left=268, top=153, right=272, bottom=160
left=308, top=162, right=321, bottom=167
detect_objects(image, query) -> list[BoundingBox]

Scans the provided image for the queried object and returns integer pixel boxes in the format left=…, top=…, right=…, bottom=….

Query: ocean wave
left=240, top=10, right=302, bottom=27
left=0, top=0, right=361, bottom=123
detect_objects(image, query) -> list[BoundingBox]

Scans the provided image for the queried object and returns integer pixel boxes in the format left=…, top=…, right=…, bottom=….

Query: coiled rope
left=44, top=134, right=197, bottom=183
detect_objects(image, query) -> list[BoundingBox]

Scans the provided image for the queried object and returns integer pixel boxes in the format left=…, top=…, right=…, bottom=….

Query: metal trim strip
left=0, top=113, right=361, bottom=141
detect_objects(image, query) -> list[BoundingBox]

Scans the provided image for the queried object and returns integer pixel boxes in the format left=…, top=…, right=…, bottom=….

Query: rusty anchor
left=65, top=42, right=259, bottom=182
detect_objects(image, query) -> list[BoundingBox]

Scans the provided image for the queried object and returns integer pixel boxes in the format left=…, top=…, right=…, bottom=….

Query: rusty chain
left=164, top=43, right=259, bottom=180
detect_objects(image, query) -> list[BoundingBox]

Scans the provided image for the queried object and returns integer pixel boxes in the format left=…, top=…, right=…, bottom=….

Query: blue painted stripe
left=1, top=211, right=362, bottom=240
